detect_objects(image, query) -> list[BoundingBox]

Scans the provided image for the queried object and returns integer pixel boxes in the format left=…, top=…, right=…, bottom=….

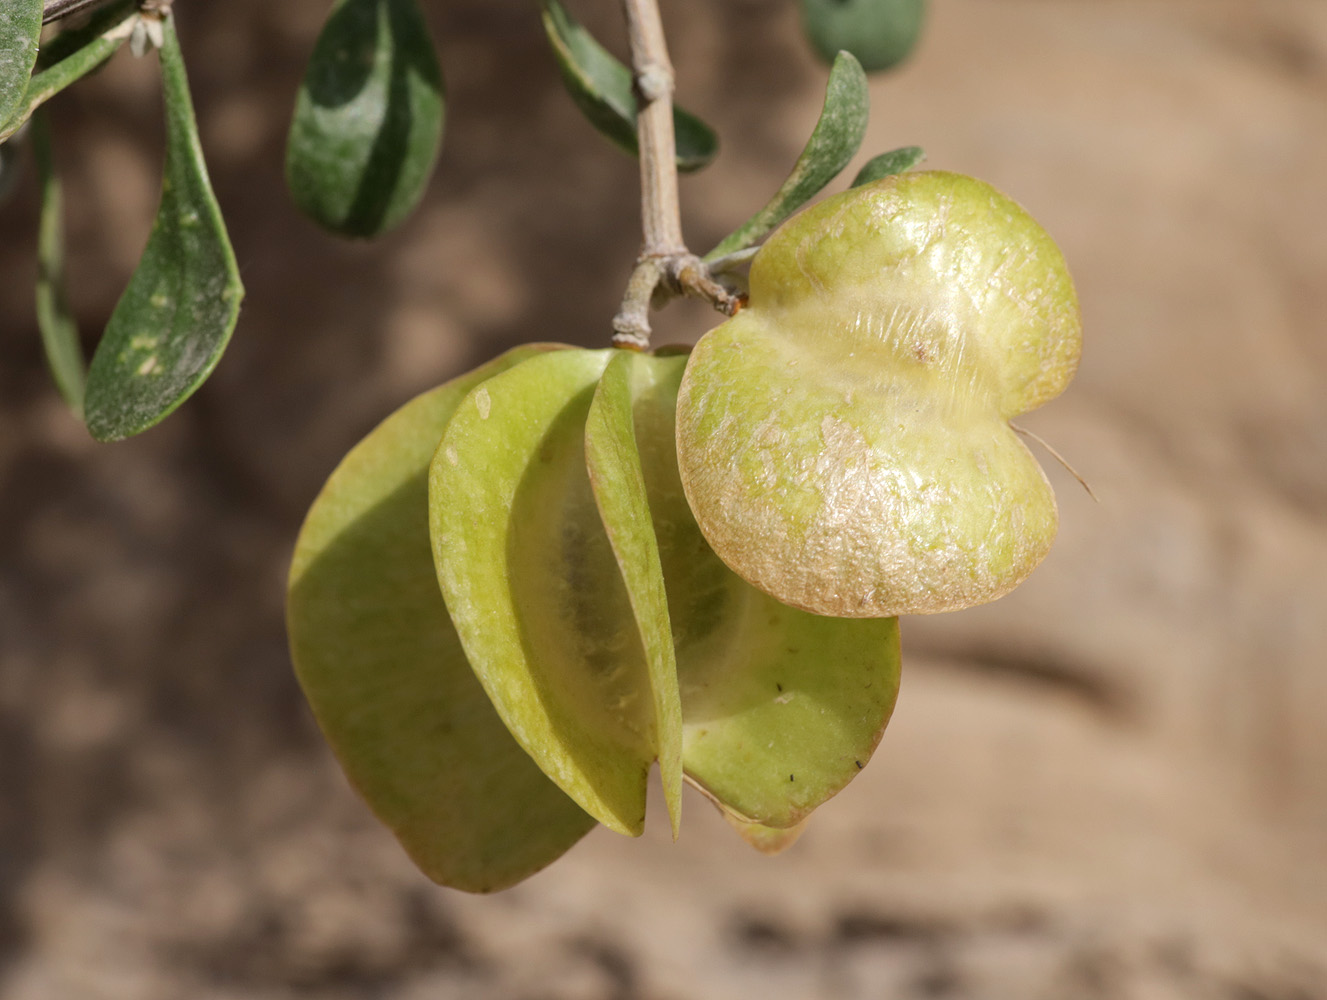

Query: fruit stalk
left=42, top=0, right=121, bottom=25
left=613, top=0, right=741, bottom=348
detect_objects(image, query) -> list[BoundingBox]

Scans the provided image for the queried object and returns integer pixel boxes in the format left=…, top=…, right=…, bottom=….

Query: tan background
left=2, top=1, right=1326, bottom=997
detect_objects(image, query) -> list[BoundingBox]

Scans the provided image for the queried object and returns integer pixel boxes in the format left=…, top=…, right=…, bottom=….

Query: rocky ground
left=1, top=0, right=1326, bottom=997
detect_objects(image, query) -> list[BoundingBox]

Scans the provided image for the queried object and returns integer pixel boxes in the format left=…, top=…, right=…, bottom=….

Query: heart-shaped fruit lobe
left=677, top=170, right=1081, bottom=618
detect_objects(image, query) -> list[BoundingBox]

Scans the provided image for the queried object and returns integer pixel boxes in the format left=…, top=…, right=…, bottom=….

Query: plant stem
left=42, top=0, right=118, bottom=25
left=613, top=0, right=742, bottom=349
left=621, top=0, right=684, bottom=261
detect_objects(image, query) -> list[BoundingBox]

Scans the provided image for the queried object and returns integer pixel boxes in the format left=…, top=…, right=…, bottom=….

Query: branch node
left=635, top=62, right=673, bottom=103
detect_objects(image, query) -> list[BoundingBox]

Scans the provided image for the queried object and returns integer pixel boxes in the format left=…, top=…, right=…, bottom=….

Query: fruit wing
left=430, top=349, right=657, bottom=836
left=585, top=351, right=686, bottom=837
left=287, top=345, right=594, bottom=893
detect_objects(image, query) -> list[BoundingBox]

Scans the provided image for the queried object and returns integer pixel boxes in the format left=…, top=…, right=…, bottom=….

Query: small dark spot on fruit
left=790, top=774, right=795, bottom=782
left=776, top=683, right=784, bottom=693
left=855, top=760, right=863, bottom=769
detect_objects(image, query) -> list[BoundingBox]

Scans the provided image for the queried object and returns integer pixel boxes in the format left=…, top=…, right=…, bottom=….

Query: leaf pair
left=705, top=52, right=925, bottom=263
left=289, top=346, right=900, bottom=891
left=23, top=13, right=245, bottom=441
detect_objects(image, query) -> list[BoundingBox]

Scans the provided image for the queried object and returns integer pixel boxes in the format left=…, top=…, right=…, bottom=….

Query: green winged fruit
left=676, top=170, right=1081, bottom=618
left=288, top=342, right=901, bottom=891
left=428, top=347, right=899, bottom=848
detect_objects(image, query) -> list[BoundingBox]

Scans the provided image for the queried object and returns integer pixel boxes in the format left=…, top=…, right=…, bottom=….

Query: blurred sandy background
left=2, top=1, right=1326, bottom=997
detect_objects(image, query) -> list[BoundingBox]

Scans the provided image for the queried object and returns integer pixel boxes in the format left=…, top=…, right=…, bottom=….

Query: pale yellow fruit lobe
left=677, top=171, right=1082, bottom=618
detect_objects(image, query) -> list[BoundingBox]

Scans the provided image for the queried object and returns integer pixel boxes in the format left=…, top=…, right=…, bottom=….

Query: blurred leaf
left=288, top=346, right=595, bottom=893
left=540, top=0, right=717, bottom=173
left=32, top=111, right=86, bottom=415
left=0, top=0, right=42, bottom=132
left=851, top=144, right=925, bottom=186
left=0, top=2, right=135, bottom=142
left=83, top=17, right=244, bottom=441
left=706, top=52, right=868, bottom=259
left=585, top=350, right=685, bottom=838
left=802, top=0, right=925, bottom=73
left=430, top=349, right=658, bottom=838
left=286, top=0, right=444, bottom=237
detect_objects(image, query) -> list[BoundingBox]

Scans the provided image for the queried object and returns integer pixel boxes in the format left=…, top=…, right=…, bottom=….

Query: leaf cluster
left=1, top=0, right=925, bottom=439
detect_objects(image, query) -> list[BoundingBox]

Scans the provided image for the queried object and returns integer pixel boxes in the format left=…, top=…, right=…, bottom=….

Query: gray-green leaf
left=851, top=144, right=925, bottom=187
left=0, top=1, right=136, bottom=143
left=705, top=52, right=868, bottom=259
left=540, top=0, right=717, bottom=173
left=0, top=0, right=42, bottom=133
left=83, top=17, right=243, bottom=441
left=286, top=0, right=445, bottom=238
left=802, top=0, right=926, bottom=73
left=32, top=111, right=87, bottom=415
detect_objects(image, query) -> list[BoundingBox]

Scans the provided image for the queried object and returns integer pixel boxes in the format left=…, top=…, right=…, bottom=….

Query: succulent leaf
left=706, top=51, right=868, bottom=260
left=286, top=0, right=445, bottom=237
left=83, top=17, right=244, bottom=441
left=851, top=145, right=925, bottom=187
left=802, top=0, right=926, bottom=73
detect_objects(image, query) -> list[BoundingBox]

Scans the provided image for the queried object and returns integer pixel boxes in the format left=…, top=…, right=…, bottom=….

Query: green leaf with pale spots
left=286, top=0, right=444, bottom=237
left=539, top=0, right=717, bottom=173
left=83, top=17, right=243, bottom=441
left=32, top=112, right=86, bottom=416
left=802, top=0, right=926, bottom=73
left=706, top=51, right=869, bottom=259
left=624, top=354, right=900, bottom=833
left=851, top=145, right=925, bottom=187
left=429, top=349, right=659, bottom=837
left=584, top=350, right=686, bottom=838
left=288, top=345, right=595, bottom=893
left=0, top=0, right=41, bottom=133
